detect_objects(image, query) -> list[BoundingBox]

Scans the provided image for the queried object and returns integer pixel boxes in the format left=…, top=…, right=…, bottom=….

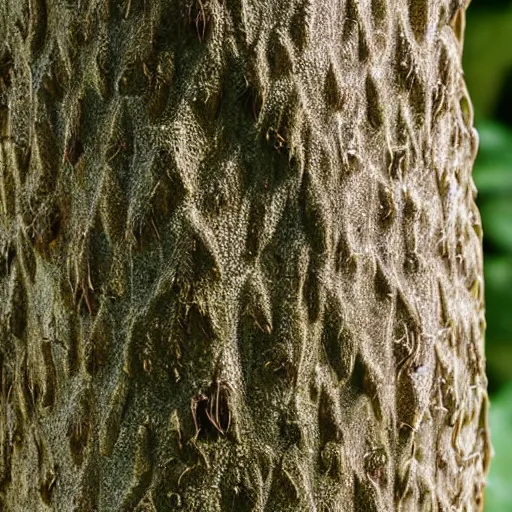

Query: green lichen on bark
left=0, top=0, right=490, bottom=510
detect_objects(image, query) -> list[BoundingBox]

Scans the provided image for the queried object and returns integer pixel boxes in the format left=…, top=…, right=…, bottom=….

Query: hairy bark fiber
left=0, top=0, right=490, bottom=510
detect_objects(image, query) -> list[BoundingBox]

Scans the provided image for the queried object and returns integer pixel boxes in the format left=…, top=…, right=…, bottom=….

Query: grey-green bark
left=0, top=0, right=490, bottom=510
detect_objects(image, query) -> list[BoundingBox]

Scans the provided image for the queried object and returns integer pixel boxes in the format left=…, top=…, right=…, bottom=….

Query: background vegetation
left=464, top=1, right=512, bottom=509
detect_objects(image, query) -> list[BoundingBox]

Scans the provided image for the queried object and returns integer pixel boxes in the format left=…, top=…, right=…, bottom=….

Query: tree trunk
left=0, top=0, right=490, bottom=510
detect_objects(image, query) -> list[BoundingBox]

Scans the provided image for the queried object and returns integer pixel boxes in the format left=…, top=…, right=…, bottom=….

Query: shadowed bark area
left=0, top=0, right=490, bottom=510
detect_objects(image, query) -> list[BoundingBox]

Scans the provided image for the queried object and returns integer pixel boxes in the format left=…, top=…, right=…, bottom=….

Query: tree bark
left=0, top=0, right=490, bottom=510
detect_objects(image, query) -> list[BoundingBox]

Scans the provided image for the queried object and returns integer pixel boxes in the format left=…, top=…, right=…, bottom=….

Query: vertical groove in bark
left=0, top=0, right=489, bottom=510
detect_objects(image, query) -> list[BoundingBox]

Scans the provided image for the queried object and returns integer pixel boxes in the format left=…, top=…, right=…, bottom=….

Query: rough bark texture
left=0, top=0, right=490, bottom=510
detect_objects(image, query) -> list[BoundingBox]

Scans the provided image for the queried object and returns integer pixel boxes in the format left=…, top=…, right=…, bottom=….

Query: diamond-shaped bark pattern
left=0, top=0, right=489, bottom=510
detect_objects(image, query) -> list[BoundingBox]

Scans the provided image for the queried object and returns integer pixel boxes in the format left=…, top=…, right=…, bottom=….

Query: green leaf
left=484, top=255, right=512, bottom=348
left=478, top=121, right=512, bottom=152
left=485, top=256, right=512, bottom=295
left=480, top=199, right=512, bottom=253
left=485, top=382, right=512, bottom=511
left=473, top=122, right=512, bottom=195
left=483, top=256, right=512, bottom=388
left=474, top=161, right=512, bottom=195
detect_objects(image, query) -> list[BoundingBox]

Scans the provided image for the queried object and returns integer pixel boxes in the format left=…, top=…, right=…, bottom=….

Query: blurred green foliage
left=483, top=381, right=512, bottom=512
left=475, top=122, right=512, bottom=368
left=464, top=3, right=512, bottom=510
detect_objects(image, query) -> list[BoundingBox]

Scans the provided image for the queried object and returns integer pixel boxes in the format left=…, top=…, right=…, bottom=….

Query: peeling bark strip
left=0, top=0, right=489, bottom=510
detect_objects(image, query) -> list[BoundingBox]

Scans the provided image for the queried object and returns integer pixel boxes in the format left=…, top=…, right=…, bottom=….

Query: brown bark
left=0, top=0, right=490, bottom=510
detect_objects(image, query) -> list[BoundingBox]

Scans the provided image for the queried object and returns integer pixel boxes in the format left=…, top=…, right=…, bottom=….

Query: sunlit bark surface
left=0, top=0, right=490, bottom=510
